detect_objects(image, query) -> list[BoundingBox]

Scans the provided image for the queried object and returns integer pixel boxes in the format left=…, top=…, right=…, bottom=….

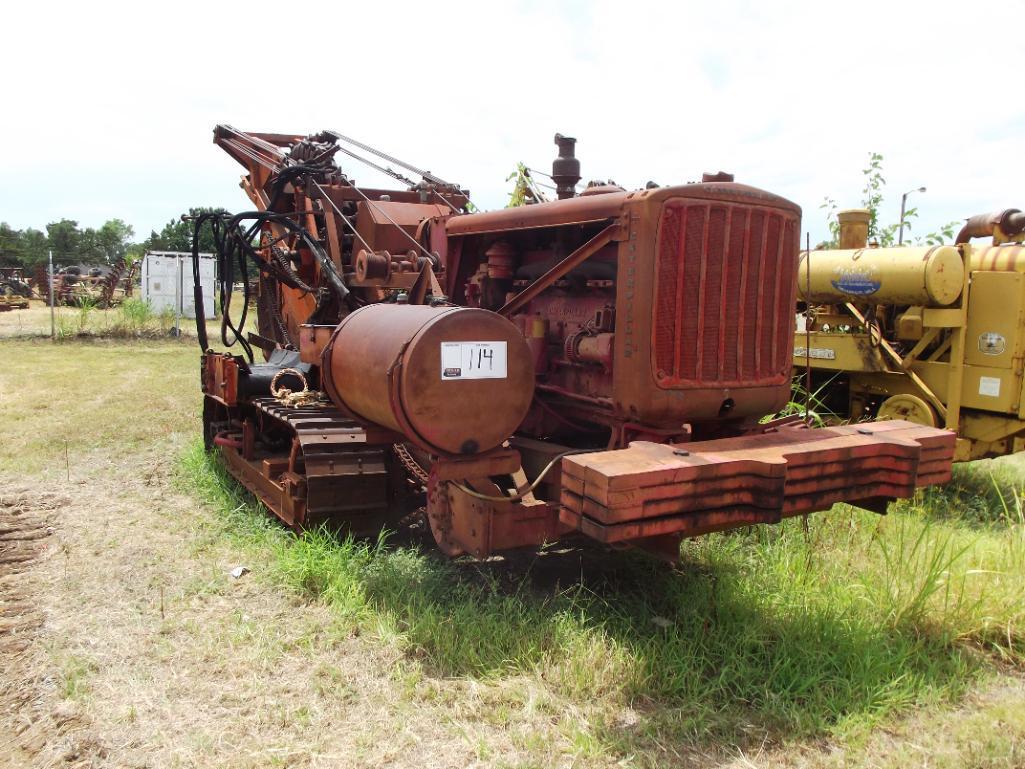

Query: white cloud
left=2, top=0, right=1022, bottom=245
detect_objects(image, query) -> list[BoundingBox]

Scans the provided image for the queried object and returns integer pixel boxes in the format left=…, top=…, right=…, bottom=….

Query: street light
left=898, top=186, right=927, bottom=245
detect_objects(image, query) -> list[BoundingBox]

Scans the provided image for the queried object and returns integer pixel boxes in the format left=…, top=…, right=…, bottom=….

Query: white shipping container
left=141, top=251, right=216, bottom=320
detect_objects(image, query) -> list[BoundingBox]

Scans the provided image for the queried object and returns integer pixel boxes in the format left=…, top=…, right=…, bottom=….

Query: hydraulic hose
left=189, top=207, right=351, bottom=362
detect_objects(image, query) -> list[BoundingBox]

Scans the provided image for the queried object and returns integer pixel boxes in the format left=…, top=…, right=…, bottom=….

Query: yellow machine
left=795, top=207, right=1025, bottom=461
left=0, top=281, right=30, bottom=311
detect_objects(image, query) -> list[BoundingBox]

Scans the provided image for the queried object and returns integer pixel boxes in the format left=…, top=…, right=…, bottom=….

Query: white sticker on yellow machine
left=979, top=376, right=1001, bottom=397
left=441, top=341, right=508, bottom=380
left=793, top=346, right=836, bottom=360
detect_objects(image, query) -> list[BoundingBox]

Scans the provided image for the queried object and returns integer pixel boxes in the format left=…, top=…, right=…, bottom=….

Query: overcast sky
left=2, top=0, right=1022, bottom=246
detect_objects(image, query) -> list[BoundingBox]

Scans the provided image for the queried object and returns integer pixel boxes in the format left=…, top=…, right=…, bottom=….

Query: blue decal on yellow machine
left=831, top=267, right=881, bottom=296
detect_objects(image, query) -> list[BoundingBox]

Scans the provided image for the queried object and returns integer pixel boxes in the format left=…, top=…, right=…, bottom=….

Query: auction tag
left=979, top=376, right=1001, bottom=397
left=440, top=341, right=508, bottom=380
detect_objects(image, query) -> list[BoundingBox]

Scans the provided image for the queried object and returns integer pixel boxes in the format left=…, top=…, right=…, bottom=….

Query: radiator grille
left=653, top=201, right=797, bottom=388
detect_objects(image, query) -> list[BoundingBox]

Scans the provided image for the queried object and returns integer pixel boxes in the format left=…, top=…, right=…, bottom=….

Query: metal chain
left=257, top=273, right=293, bottom=347
left=393, top=443, right=429, bottom=486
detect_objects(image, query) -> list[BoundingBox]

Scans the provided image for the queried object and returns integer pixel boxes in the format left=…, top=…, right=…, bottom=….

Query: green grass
left=65, top=298, right=177, bottom=338
left=46, top=298, right=177, bottom=339
left=0, top=339, right=202, bottom=477
left=59, top=653, right=96, bottom=700
left=0, top=299, right=249, bottom=341
left=3, top=336, right=1021, bottom=766
left=765, top=372, right=846, bottom=426
left=178, top=440, right=1025, bottom=757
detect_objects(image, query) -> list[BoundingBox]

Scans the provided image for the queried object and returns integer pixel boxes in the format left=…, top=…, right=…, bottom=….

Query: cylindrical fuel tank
left=797, top=245, right=964, bottom=306
left=322, top=304, right=534, bottom=456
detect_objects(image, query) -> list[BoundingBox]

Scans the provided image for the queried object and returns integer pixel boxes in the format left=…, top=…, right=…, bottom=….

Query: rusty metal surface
left=426, top=450, right=558, bottom=558
left=552, top=134, right=581, bottom=199
left=653, top=199, right=797, bottom=390
left=837, top=208, right=870, bottom=249
left=0, top=280, right=29, bottom=309
left=968, top=244, right=1025, bottom=275
left=559, top=420, right=954, bottom=542
left=440, top=182, right=802, bottom=432
left=255, top=398, right=391, bottom=524
left=611, top=186, right=800, bottom=427
left=499, top=223, right=623, bottom=317
left=355, top=201, right=450, bottom=257
left=203, top=353, right=241, bottom=407
left=323, top=304, right=535, bottom=456
left=214, top=397, right=398, bottom=531
left=442, top=190, right=631, bottom=236
left=956, top=208, right=1025, bottom=244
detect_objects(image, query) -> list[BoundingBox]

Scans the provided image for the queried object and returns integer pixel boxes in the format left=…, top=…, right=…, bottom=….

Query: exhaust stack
left=552, top=133, right=580, bottom=199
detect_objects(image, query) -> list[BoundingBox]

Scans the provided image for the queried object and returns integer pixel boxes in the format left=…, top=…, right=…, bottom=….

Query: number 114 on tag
left=440, top=341, right=508, bottom=380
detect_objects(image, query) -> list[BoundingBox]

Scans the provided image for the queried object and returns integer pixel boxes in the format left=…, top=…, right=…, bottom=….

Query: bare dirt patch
left=0, top=486, right=72, bottom=768
left=0, top=487, right=64, bottom=654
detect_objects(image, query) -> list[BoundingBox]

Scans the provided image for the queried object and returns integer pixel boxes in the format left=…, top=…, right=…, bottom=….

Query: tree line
left=0, top=207, right=227, bottom=270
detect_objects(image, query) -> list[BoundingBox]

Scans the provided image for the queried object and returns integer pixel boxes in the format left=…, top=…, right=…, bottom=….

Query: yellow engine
left=795, top=207, right=1025, bottom=460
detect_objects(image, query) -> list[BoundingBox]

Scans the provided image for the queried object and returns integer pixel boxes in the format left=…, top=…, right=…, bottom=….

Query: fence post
left=48, top=250, right=55, bottom=341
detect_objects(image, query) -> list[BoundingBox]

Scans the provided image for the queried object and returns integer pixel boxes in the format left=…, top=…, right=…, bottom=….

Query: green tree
left=145, top=219, right=190, bottom=251
left=145, top=207, right=227, bottom=253
left=20, top=229, right=48, bottom=269
left=141, top=229, right=162, bottom=250
left=861, top=152, right=889, bottom=243
left=0, top=218, right=140, bottom=270
left=0, top=223, right=24, bottom=267
left=45, top=219, right=82, bottom=264
left=77, top=227, right=104, bottom=263
left=97, top=219, right=135, bottom=263
left=818, top=197, right=840, bottom=248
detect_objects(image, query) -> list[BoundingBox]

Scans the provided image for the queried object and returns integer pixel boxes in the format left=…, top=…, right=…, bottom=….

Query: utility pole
left=48, top=249, right=55, bottom=341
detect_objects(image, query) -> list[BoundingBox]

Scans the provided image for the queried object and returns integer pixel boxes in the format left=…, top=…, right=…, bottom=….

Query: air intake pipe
left=956, top=208, right=1025, bottom=244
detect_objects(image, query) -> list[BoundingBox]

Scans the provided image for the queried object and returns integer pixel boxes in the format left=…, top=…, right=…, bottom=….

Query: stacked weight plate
left=559, top=420, right=955, bottom=543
